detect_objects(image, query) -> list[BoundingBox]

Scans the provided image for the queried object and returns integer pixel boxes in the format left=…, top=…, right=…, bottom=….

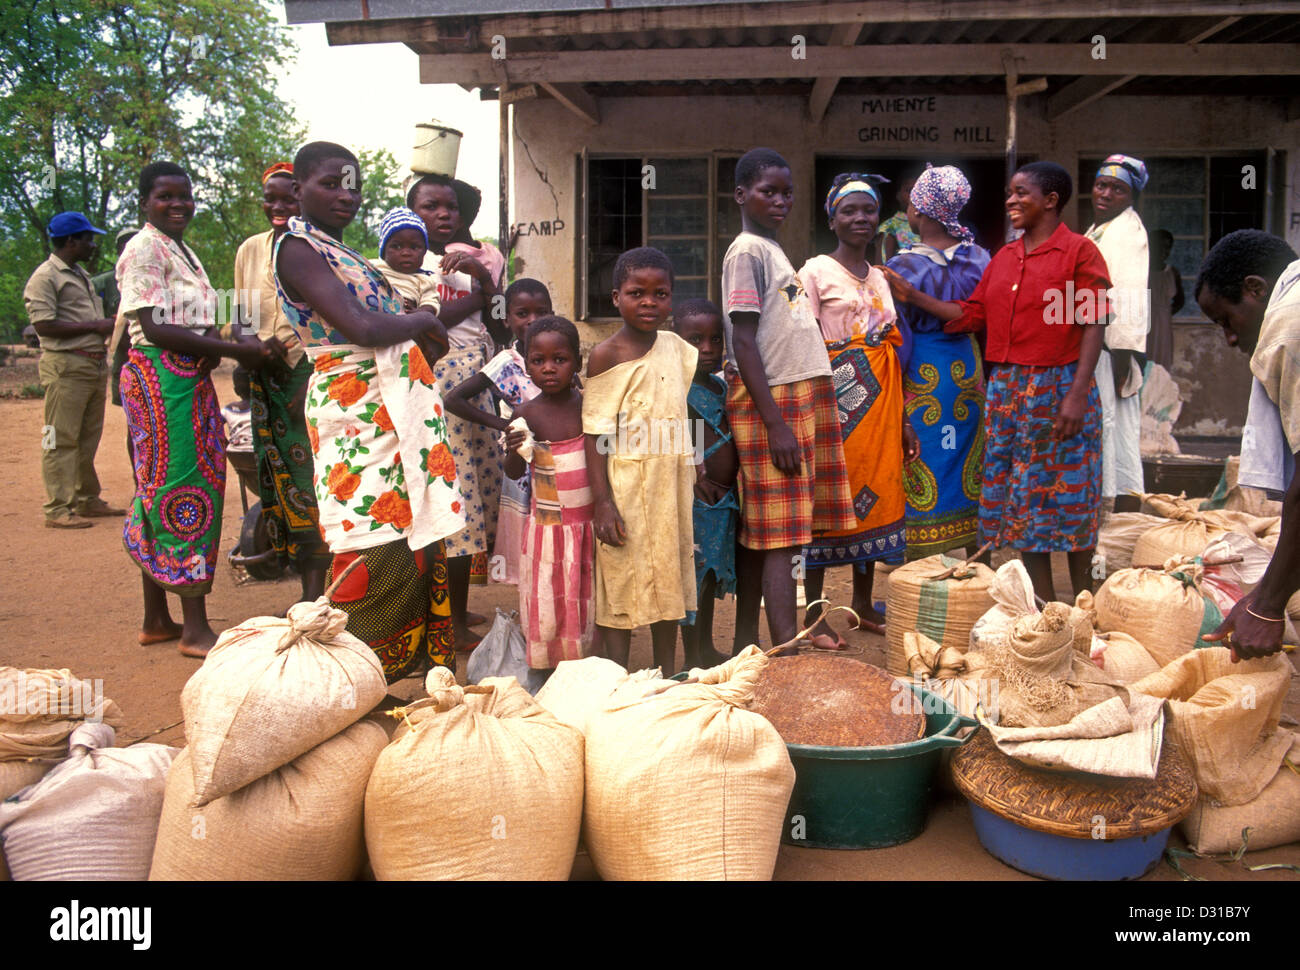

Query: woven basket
left=884, top=555, right=995, bottom=676
left=952, top=729, right=1197, bottom=840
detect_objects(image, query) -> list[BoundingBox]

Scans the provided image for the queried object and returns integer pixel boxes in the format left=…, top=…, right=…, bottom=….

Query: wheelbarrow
left=226, top=448, right=283, bottom=581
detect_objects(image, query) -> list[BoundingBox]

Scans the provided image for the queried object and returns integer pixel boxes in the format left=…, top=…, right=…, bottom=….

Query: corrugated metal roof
left=286, top=0, right=790, bottom=24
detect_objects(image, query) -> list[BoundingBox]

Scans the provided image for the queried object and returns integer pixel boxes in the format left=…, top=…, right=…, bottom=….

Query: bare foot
left=454, top=624, right=482, bottom=652
left=138, top=620, right=184, bottom=645
left=178, top=627, right=219, bottom=658
left=464, top=611, right=488, bottom=628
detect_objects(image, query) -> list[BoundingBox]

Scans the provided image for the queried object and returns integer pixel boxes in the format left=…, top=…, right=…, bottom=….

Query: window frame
left=579, top=151, right=739, bottom=322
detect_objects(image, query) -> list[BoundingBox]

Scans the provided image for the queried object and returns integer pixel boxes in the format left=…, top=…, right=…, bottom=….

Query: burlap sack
left=885, top=554, right=995, bottom=676
left=969, top=560, right=1037, bottom=654
left=365, top=670, right=584, bottom=880
left=534, top=656, right=664, bottom=735
left=1132, top=520, right=1210, bottom=567
left=1130, top=647, right=1292, bottom=806
left=967, top=603, right=1124, bottom=728
left=1142, top=492, right=1279, bottom=540
left=583, top=646, right=794, bottom=880
left=1094, top=560, right=1221, bottom=667
left=149, top=719, right=387, bottom=880
left=1095, top=512, right=1171, bottom=577
left=1179, top=733, right=1300, bottom=854
left=0, top=761, right=49, bottom=803
left=0, top=723, right=177, bottom=881
left=981, top=693, right=1166, bottom=779
left=0, top=666, right=123, bottom=762
left=181, top=598, right=388, bottom=807
left=1094, top=631, right=1161, bottom=684
left=902, top=632, right=990, bottom=720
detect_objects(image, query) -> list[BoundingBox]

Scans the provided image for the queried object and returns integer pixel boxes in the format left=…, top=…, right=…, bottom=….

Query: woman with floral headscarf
left=884, top=164, right=992, bottom=559
left=797, top=173, right=920, bottom=645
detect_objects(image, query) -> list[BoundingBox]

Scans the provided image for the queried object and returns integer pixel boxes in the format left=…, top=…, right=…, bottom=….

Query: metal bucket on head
left=411, top=120, right=463, bottom=177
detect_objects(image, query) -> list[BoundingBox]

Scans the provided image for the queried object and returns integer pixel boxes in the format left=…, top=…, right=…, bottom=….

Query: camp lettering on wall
left=856, top=97, right=995, bottom=146
left=513, top=219, right=566, bottom=237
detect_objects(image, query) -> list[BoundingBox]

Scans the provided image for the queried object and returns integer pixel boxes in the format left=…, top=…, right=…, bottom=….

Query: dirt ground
left=1, top=353, right=1296, bottom=882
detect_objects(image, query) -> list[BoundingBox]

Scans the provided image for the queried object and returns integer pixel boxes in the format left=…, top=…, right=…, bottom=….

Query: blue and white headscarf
left=378, top=206, right=428, bottom=257
left=825, top=173, right=890, bottom=219
left=1096, top=154, right=1149, bottom=193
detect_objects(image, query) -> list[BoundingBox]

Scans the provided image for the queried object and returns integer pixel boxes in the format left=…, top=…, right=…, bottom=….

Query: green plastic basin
left=779, top=682, right=977, bottom=850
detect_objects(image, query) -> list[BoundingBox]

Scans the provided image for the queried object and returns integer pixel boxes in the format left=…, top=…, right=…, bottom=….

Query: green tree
left=349, top=147, right=407, bottom=260
left=0, top=0, right=303, bottom=340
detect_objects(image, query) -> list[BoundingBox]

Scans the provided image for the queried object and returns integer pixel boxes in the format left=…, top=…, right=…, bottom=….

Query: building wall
left=512, top=91, right=1299, bottom=433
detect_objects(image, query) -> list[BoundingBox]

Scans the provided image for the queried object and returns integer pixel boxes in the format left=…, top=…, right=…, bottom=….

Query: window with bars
left=581, top=154, right=739, bottom=320
left=1078, top=153, right=1268, bottom=319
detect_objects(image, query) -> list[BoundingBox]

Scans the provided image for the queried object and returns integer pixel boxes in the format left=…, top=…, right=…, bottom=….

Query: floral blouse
left=117, top=222, right=218, bottom=348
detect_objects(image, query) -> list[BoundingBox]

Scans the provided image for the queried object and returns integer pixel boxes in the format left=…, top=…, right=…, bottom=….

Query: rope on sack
left=274, top=555, right=367, bottom=653
left=928, top=540, right=994, bottom=581
left=651, top=601, right=867, bottom=696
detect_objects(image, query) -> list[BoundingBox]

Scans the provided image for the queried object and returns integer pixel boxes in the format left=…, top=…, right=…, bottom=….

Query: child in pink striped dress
left=503, top=316, right=595, bottom=667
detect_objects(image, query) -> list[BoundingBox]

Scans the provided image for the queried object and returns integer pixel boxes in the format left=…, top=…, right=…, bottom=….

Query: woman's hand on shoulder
left=878, top=266, right=915, bottom=305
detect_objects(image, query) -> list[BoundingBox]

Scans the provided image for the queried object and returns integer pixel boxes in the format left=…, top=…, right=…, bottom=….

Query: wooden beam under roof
left=539, top=82, right=601, bottom=126
left=808, top=22, right=865, bottom=123
left=1046, top=16, right=1242, bottom=118
left=417, top=43, right=1300, bottom=86
left=322, top=1, right=1300, bottom=45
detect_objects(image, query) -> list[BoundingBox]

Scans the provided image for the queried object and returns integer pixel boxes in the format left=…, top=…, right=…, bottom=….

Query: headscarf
left=909, top=164, right=974, bottom=242
left=378, top=206, right=429, bottom=257
left=261, top=161, right=293, bottom=184
left=825, top=173, right=889, bottom=219
left=1096, top=154, right=1148, bottom=193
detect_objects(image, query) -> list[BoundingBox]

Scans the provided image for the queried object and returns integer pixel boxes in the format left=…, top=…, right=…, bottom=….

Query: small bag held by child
left=466, top=608, right=547, bottom=695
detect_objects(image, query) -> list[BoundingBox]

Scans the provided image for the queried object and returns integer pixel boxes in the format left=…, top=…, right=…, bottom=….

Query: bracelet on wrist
left=1245, top=605, right=1286, bottom=623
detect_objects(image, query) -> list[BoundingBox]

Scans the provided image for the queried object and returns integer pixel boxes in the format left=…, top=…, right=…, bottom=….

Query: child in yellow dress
left=583, top=247, right=697, bottom=672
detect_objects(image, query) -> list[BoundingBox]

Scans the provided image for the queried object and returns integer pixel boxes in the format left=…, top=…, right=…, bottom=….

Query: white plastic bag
left=466, top=609, right=547, bottom=695
left=0, top=723, right=176, bottom=881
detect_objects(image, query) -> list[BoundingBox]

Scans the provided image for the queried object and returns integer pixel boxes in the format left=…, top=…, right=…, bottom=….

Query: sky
left=273, top=13, right=502, bottom=238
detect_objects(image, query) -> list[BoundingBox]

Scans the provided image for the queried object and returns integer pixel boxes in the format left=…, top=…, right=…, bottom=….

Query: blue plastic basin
left=968, top=802, right=1171, bottom=880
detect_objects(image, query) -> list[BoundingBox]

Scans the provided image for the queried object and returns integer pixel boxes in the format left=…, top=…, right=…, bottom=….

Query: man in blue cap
left=22, top=211, right=126, bottom=528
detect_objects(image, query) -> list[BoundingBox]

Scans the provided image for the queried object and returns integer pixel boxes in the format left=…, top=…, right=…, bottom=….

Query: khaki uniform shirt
left=23, top=253, right=106, bottom=352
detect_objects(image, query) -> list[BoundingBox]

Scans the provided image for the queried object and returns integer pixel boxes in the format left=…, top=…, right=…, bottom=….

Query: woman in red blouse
left=883, top=161, right=1108, bottom=603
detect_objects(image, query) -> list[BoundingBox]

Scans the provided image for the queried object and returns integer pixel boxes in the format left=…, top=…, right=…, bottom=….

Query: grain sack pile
left=150, top=719, right=388, bottom=881
left=884, top=554, right=995, bottom=677
left=1093, top=558, right=1224, bottom=667
left=1095, top=512, right=1173, bottom=578
left=583, top=646, right=794, bottom=880
left=1130, top=648, right=1297, bottom=852
left=180, top=598, right=389, bottom=806
left=365, top=669, right=584, bottom=881
left=0, top=666, right=123, bottom=801
left=0, top=722, right=176, bottom=881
